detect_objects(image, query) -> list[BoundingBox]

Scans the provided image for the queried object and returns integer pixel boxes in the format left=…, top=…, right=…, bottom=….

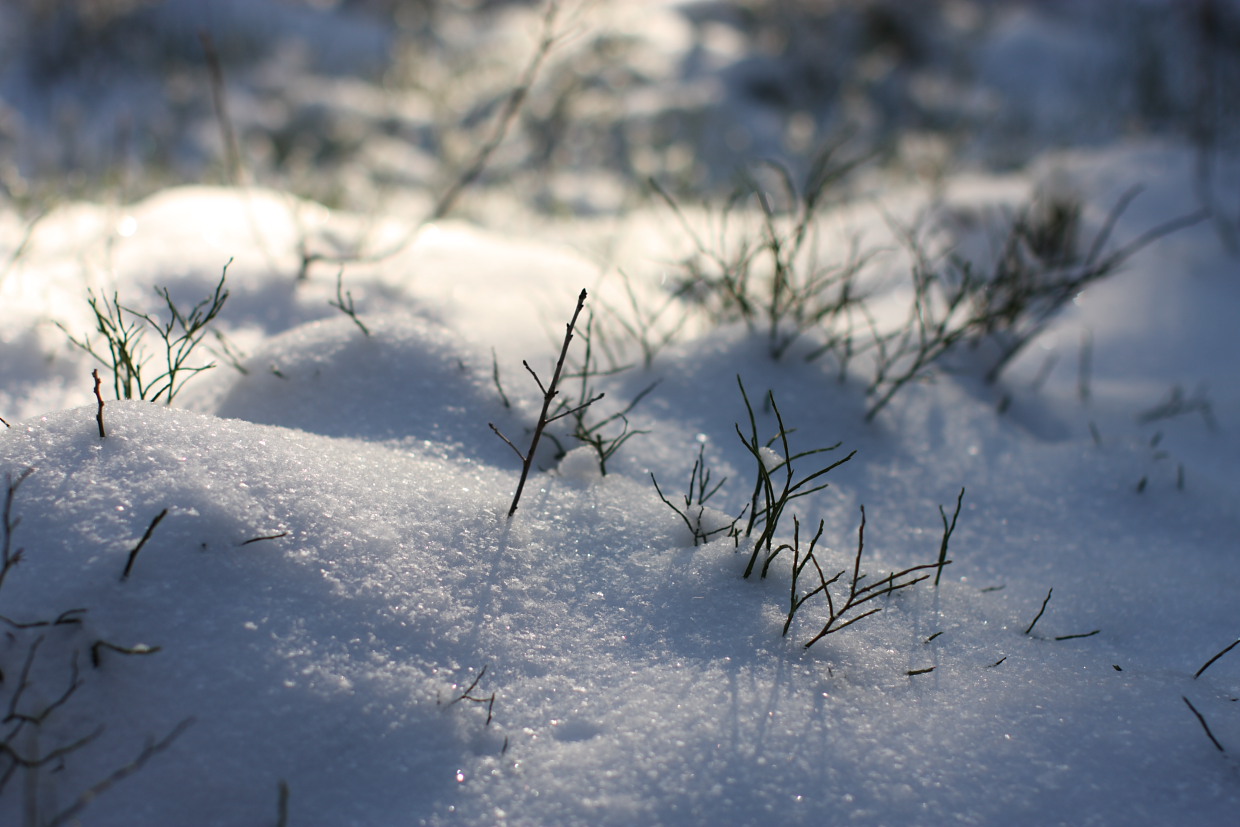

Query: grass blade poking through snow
left=935, top=487, right=965, bottom=586
left=734, top=376, right=855, bottom=578
left=1194, top=638, right=1240, bottom=680
left=490, top=288, right=600, bottom=517
left=1182, top=696, right=1227, bottom=753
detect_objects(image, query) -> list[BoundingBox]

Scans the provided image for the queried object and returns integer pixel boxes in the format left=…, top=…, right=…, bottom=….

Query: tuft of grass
left=656, top=170, right=1203, bottom=421
left=652, top=379, right=957, bottom=647
left=733, top=376, right=855, bottom=578
left=650, top=441, right=739, bottom=546
left=652, top=138, right=873, bottom=363
left=59, top=262, right=232, bottom=405
left=601, top=269, right=689, bottom=369
left=791, top=505, right=953, bottom=649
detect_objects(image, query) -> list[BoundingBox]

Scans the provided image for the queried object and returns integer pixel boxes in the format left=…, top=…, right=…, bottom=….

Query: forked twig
left=800, top=505, right=952, bottom=648
left=490, top=289, right=599, bottom=517
left=442, top=665, right=497, bottom=727
left=935, top=487, right=964, bottom=586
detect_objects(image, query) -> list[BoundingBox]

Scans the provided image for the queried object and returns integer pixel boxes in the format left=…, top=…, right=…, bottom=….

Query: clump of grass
left=59, top=262, right=232, bottom=404
left=650, top=441, right=739, bottom=546
left=958, top=188, right=1205, bottom=384
left=601, top=269, right=689, bottom=369
left=657, top=166, right=1203, bottom=420
left=734, top=376, right=855, bottom=578
left=653, top=139, right=873, bottom=363
left=651, top=378, right=957, bottom=647
left=780, top=506, right=954, bottom=648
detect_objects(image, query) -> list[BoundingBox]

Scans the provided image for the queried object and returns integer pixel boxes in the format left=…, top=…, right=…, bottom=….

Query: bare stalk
left=93, top=369, right=106, bottom=438
left=490, top=289, right=599, bottom=517
left=431, top=1, right=562, bottom=220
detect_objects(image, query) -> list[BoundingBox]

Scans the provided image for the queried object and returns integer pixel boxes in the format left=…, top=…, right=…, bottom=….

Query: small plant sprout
left=490, top=288, right=600, bottom=517
left=780, top=516, right=827, bottom=635
left=328, top=268, right=370, bottom=337
left=935, top=487, right=965, bottom=586
left=1024, top=588, right=1054, bottom=636
left=734, top=376, right=856, bottom=578
left=93, top=368, right=107, bottom=438
left=549, top=310, right=658, bottom=475
left=603, top=269, right=688, bottom=368
left=60, top=262, right=232, bottom=404
left=440, top=665, right=497, bottom=727
left=650, top=440, right=739, bottom=546
left=491, top=347, right=512, bottom=409
left=796, top=506, right=953, bottom=649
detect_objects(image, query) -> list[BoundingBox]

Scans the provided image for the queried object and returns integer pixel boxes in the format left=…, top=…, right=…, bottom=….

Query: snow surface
left=2, top=2, right=1240, bottom=826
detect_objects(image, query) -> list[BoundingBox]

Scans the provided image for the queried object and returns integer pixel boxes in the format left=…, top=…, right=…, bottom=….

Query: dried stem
left=199, top=31, right=245, bottom=186
left=431, top=1, right=562, bottom=220
left=93, top=369, right=106, bottom=438
left=1195, top=638, right=1240, bottom=680
left=935, top=487, right=964, bottom=586
left=490, top=288, right=597, bottom=517
left=1183, top=696, right=1226, bottom=753
left=1025, top=588, right=1053, bottom=636
left=121, top=509, right=169, bottom=581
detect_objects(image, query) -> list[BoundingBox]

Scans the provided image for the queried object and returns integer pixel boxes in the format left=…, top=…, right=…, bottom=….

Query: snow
left=3, top=2, right=1240, bottom=825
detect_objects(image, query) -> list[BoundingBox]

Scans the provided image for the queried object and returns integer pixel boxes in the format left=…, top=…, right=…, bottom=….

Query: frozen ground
left=2, top=2, right=1240, bottom=826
